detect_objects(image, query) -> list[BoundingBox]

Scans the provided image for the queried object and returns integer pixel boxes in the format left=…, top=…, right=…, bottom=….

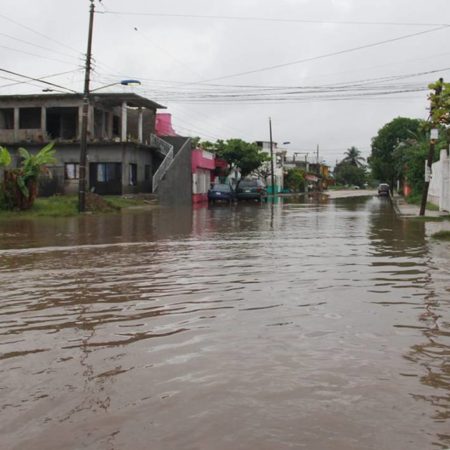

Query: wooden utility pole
left=419, top=78, right=443, bottom=216
left=78, top=0, right=95, bottom=212
left=269, top=117, right=275, bottom=198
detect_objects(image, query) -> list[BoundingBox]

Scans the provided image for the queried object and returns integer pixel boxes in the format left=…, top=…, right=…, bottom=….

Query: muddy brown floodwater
left=0, top=196, right=449, bottom=450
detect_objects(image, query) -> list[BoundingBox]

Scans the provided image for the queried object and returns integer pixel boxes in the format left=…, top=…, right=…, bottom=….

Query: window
left=129, top=163, right=137, bottom=186
left=112, top=115, right=120, bottom=136
left=0, top=109, right=14, bottom=129
left=144, top=164, right=151, bottom=181
left=65, top=163, right=79, bottom=180
left=96, top=163, right=121, bottom=182
left=19, top=107, right=41, bottom=129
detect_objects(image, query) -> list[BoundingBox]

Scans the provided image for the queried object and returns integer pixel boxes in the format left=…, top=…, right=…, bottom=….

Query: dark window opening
left=129, top=163, right=137, bottom=186
left=0, top=108, right=14, bottom=129
left=65, top=163, right=79, bottom=180
left=96, top=163, right=121, bottom=182
left=94, top=108, right=104, bottom=139
left=144, top=164, right=151, bottom=181
left=46, top=107, right=78, bottom=139
left=19, top=107, right=41, bottom=129
left=112, top=115, right=120, bottom=137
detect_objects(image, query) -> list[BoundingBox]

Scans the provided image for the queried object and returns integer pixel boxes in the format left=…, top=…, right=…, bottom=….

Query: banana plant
left=16, top=142, right=57, bottom=198
left=0, top=146, right=11, bottom=168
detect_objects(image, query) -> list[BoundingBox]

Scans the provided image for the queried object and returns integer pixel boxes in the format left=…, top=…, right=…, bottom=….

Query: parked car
left=377, top=183, right=390, bottom=197
left=236, top=179, right=267, bottom=202
left=208, top=183, right=235, bottom=204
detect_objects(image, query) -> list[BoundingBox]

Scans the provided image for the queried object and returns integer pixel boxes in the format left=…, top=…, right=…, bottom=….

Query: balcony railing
left=150, top=133, right=173, bottom=156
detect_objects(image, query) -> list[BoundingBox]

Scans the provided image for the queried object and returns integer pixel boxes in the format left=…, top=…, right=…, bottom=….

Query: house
left=255, top=140, right=286, bottom=193
left=155, top=113, right=228, bottom=205
left=0, top=93, right=182, bottom=197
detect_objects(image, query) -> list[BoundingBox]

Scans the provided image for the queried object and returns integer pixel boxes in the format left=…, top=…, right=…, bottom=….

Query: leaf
left=0, top=146, right=12, bottom=167
left=16, top=175, right=29, bottom=198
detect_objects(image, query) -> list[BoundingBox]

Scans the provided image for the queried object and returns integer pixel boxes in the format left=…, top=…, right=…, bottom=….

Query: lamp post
left=269, top=117, right=275, bottom=198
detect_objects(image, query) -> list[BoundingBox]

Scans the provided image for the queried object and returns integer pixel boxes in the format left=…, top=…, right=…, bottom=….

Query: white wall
left=429, top=149, right=450, bottom=212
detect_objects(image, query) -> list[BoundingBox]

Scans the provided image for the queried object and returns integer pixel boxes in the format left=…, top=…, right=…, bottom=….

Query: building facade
left=0, top=93, right=168, bottom=196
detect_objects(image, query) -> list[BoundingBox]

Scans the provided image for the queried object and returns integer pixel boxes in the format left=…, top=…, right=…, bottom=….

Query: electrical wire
left=0, top=32, right=84, bottom=61
left=100, top=11, right=449, bottom=28
left=0, top=68, right=78, bottom=93
left=191, top=25, right=450, bottom=83
left=0, top=69, right=83, bottom=89
left=0, top=12, right=81, bottom=55
left=0, top=44, right=82, bottom=67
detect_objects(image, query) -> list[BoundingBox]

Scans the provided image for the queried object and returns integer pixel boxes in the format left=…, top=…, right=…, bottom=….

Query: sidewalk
left=392, top=194, right=441, bottom=217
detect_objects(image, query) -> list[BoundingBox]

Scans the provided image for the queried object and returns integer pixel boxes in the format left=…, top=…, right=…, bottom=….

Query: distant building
left=255, top=140, right=285, bottom=193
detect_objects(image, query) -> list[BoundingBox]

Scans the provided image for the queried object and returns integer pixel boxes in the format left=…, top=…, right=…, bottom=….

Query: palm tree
left=343, top=146, right=365, bottom=167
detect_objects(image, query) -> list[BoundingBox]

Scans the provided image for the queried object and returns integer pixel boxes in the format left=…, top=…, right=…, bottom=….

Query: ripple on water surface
left=0, top=197, right=449, bottom=450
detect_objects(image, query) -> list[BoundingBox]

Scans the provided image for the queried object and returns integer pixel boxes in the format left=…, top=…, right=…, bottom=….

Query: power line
left=0, top=69, right=83, bottom=89
left=192, top=25, right=449, bottom=84
left=0, top=44, right=82, bottom=67
left=100, top=11, right=449, bottom=28
left=0, top=32, right=84, bottom=61
left=0, top=12, right=81, bottom=55
left=0, top=68, right=78, bottom=93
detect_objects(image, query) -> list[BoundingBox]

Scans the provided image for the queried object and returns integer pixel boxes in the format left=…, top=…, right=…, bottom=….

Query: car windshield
left=239, top=180, right=259, bottom=188
left=379, top=184, right=389, bottom=189
left=211, top=184, right=231, bottom=192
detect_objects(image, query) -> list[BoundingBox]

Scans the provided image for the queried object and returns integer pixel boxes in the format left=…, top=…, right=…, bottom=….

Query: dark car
left=208, top=183, right=235, bottom=204
left=236, top=179, right=267, bottom=202
left=378, top=183, right=390, bottom=197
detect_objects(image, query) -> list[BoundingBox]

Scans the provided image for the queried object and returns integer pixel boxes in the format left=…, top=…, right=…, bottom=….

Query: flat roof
left=0, top=93, right=165, bottom=110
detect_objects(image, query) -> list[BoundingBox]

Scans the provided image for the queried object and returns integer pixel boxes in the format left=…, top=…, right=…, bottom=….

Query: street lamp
left=90, top=79, right=141, bottom=93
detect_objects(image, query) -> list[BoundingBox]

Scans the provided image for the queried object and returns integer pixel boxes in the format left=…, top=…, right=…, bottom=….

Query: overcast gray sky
left=1, top=0, right=450, bottom=166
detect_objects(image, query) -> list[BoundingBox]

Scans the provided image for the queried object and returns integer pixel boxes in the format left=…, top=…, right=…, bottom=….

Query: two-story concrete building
left=0, top=93, right=174, bottom=196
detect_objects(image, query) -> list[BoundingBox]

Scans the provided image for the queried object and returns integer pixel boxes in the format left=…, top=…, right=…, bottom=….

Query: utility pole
left=316, top=144, right=321, bottom=192
left=419, top=78, right=443, bottom=216
left=269, top=117, right=275, bottom=199
left=78, top=0, right=95, bottom=212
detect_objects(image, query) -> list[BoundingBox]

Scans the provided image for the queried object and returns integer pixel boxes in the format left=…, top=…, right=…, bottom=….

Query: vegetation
left=284, top=168, right=305, bottom=192
left=369, top=117, right=422, bottom=187
left=342, top=146, right=365, bottom=167
left=201, top=139, right=270, bottom=178
left=0, top=195, right=153, bottom=219
left=0, top=143, right=56, bottom=210
left=431, top=230, right=450, bottom=240
left=334, top=147, right=367, bottom=187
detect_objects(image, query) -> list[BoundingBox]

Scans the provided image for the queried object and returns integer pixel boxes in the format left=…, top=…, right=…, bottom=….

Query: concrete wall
left=429, top=149, right=450, bottom=212
left=156, top=138, right=192, bottom=205
left=5, top=142, right=155, bottom=196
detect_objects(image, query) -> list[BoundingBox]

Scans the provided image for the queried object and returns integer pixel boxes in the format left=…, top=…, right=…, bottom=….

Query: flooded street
left=1, top=195, right=449, bottom=450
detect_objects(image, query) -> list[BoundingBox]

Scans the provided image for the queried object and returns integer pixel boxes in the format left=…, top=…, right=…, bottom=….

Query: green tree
left=334, top=161, right=367, bottom=187
left=369, top=117, right=421, bottom=187
left=342, top=146, right=365, bottom=167
left=202, top=139, right=270, bottom=178
left=284, top=168, right=305, bottom=192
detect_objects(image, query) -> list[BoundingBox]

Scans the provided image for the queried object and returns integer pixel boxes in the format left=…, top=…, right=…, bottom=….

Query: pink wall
left=155, top=113, right=177, bottom=136
left=192, top=149, right=215, bottom=172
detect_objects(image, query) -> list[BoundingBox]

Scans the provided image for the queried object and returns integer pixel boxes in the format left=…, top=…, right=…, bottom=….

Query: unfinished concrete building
left=0, top=93, right=185, bottom=196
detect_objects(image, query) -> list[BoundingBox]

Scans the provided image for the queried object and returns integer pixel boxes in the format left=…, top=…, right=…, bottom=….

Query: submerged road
left=0, top=195, right=449, bottom=450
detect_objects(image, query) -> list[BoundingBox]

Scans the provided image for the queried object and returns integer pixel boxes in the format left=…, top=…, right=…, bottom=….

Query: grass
left=431, top=230, right=450, bottom=240
left=404, top=193, right=439, bottom=211
left=410, top=215, right=450, bottom=222
left=0, top=195, right=153, bottom=219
